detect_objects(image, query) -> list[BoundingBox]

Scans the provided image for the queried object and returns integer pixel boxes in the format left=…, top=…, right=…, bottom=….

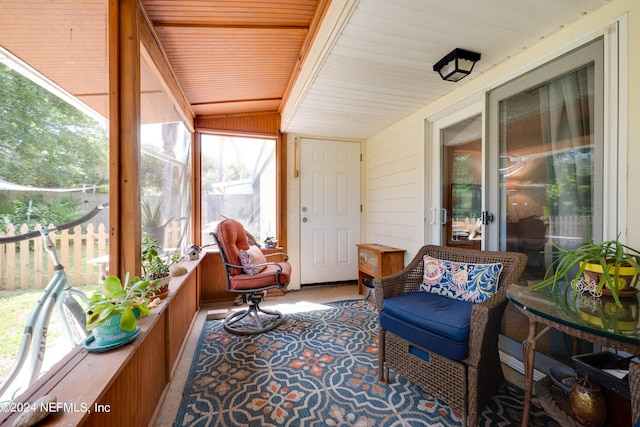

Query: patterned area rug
left=176, top=299, right=560, bottom=426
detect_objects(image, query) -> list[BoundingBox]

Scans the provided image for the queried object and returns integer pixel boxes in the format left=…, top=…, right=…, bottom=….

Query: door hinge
left=360, top=204, right=363, bottom=213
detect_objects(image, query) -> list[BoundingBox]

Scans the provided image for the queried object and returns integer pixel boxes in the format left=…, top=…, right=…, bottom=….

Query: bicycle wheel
left=61, top=295, right=89, bottom=344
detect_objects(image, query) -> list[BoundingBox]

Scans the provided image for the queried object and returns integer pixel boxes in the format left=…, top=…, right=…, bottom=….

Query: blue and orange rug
left=176, top=299, right=559, bottom=426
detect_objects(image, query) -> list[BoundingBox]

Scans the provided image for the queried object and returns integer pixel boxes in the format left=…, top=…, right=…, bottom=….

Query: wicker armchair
left=374, top=245, right=527, bottom=427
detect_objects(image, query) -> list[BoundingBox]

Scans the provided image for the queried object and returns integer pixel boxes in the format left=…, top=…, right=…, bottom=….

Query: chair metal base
left=223, top=291, right=284, bottom=335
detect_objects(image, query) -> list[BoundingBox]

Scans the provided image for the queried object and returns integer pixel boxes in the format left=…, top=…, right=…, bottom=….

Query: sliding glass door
left=431, top=37, right=607, bottom=367
left=488, top=38, right=604, bottom=364
left=488, top=38, right=603, bottom=258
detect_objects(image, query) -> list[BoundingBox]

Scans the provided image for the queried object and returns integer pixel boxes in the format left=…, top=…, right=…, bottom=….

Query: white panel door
left=300, top=139, right=360, bottom=284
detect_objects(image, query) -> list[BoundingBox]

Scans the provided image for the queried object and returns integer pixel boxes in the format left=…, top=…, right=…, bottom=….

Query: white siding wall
left=364, top=118, right=425, bottom=262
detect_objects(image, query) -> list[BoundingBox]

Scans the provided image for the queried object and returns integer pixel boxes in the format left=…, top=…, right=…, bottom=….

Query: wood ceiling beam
left=279, top=0, right=332, bottom=113
left=191, top=98, right=281, bottom=107
left=150, top=22, right=310, bottom=30
left=139, top=4, right=195, bottom=131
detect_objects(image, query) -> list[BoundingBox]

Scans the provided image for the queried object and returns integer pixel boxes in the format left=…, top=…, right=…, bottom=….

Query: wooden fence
left=0, top=221, right=183, bottom=291
left=547, top=215, right=589, bottom=246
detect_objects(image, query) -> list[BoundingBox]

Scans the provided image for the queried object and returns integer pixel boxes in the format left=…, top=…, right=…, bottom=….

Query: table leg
left=521, top=319, right=552, bottom=427
left=521, top=320, right=536, bottom=427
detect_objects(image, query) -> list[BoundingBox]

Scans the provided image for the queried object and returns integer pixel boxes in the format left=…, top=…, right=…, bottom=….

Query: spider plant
left=530, top=237, right=640, bottom=307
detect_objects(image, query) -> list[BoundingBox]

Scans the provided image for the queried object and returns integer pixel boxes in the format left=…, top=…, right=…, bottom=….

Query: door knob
left=302, top=217, right=308, bottom=222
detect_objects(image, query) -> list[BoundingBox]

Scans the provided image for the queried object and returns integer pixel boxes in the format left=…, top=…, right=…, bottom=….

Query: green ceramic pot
left=92, top=312, right=139, bottom=347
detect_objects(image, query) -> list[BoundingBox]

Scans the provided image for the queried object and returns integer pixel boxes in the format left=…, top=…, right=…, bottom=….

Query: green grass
left=0, top=238, right=107, bottom=394
left=0, top=284, right=100, bottom=382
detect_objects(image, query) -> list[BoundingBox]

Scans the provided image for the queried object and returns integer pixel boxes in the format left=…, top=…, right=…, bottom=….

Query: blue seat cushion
left=379, top=291, right=473, bottom=361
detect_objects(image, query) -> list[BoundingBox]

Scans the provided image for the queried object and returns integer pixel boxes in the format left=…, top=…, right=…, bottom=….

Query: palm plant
left=141, top=200, right=173, bottom=228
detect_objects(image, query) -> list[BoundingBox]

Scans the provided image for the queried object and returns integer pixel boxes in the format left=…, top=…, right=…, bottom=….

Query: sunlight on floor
left=221, top=300, right=334, bottom=316
left=259, top=300, right=333, bottom=314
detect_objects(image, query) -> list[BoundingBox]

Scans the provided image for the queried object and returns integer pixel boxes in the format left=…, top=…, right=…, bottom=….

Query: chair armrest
left=263, top=252, right=289, bottom=262
left=467, top=290, right=508, bottom=367
left=223, top=261, right=246, bottom=270
left=630, top=362, right=640, bottom=424
left=373, top=246, right=429, bottom=312
left=466, top=251, right=526, bottom=367
left=221, top=259, right=286, bottom=275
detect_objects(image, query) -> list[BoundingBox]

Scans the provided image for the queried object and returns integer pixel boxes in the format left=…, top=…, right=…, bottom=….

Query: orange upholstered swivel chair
left=211, top=218, right=291, bottom=335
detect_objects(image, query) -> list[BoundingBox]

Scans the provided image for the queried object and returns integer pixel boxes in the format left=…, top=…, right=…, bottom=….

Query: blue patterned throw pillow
left=420, top=255, right=503, bottom=303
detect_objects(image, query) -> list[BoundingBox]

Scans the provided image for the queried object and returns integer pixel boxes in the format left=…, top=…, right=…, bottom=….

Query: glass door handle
left=482, top=211, right=495, bottom=225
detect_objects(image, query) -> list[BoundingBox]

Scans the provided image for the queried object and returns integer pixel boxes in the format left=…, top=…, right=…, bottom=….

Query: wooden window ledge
left=0, top=254, right=204, bottom=427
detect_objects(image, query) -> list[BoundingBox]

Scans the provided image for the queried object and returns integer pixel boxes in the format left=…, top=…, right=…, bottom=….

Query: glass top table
left=508, top=281, right=640, bottom=347
left=506, top=282, right=640, bottom=427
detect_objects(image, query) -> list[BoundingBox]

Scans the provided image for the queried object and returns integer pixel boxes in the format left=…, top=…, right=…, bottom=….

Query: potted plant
left=85, top=273, right=152, bottom=347
left=142, top=235, right=179, bottom=299
left=531, top=237, right=640, bottom=307
left=264, top=236, right=278, bottom=248
left=141, top=199, right=173, bottom=246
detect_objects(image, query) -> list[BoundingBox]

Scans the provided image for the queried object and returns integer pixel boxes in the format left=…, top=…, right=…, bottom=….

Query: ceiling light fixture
left=433, top=48, right=481, bottom=82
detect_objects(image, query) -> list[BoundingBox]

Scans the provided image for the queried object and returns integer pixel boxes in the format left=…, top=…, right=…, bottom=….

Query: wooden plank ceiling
left=0, top=0, right=109, bottom=121
left=0, top=0, right=326, bottom=123
left=142, top=0, right=326, bottom=117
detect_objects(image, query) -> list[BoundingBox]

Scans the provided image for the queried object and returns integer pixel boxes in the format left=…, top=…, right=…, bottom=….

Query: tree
left=0, top=63, right=108, bottom=189
left=0, top=198, right=81, bottom=232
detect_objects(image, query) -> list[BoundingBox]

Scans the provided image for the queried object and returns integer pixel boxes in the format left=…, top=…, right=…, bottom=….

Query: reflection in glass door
left=500, top=63, right=598, bottom=278
left=441, top=116, right=482, bottom=250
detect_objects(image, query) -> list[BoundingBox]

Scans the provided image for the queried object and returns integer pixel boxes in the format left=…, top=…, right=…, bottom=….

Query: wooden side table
left=357, top=244, right=405, bottom=294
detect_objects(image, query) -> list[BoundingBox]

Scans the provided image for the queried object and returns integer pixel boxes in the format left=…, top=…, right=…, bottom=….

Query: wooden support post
left=109, top=0, right=141, bottom=279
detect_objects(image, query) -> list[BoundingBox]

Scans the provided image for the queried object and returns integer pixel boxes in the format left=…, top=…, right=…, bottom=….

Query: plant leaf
left=102, top=275, right=123, bottom=296
left=137, top=304, right=151, bottom=317
left=119, top=308, right=137, bottom=332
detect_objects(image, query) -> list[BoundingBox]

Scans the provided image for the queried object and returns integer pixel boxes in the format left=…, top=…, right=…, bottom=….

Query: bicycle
left=0, top=203, right=108, bottom=398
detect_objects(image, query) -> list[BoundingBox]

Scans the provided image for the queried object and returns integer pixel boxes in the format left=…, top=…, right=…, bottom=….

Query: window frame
left=199, top=132, right=280, bottom=247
